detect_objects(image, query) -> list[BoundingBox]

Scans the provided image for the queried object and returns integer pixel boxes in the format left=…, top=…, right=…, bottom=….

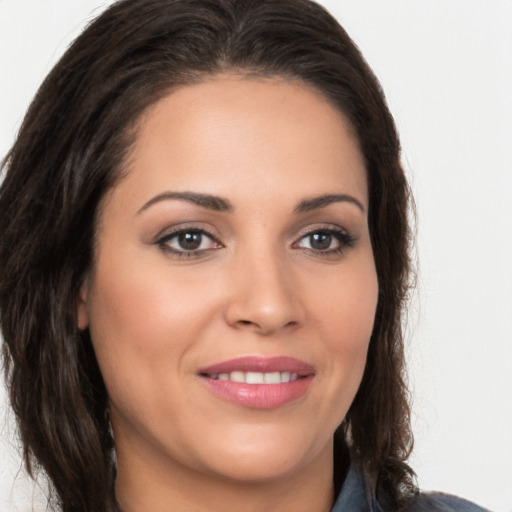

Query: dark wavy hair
left=0, top=0, right=415, bottom=510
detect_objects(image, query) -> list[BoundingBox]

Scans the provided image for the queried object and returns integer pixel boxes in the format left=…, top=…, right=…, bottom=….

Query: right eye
left=157, top=228, right=222, bottom=256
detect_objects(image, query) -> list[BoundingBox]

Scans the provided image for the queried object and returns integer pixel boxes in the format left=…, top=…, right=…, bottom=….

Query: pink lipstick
left=198, top=356, right=315, bottom=409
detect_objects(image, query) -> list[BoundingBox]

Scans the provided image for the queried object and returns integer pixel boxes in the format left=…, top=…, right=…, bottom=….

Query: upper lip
left=198, top=356, right=315, bottom=376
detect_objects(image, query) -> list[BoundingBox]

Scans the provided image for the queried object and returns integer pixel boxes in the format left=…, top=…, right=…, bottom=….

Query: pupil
left=311, top=232, right=331, bottom=250
left=178, top=232, right=202, bottom=250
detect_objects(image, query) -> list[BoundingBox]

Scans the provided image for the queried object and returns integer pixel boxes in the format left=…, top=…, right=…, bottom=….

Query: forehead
left=114, top=76, right=367, bottom=212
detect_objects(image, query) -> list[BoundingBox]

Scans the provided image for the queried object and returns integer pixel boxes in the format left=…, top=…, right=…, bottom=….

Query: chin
left=208, top=453, right=307, bottom=483
left=195, top=426, right=331, bottom=483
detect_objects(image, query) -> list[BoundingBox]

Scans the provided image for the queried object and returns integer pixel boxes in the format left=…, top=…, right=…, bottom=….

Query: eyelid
left=292, top=224, right=357, bottom=254
left=155, top=225, right=223, bottom=256
left=152, top=222, right=356, bottom=259
left=293, top=223, right=351, bottom=241
left=154, top=222, right=221, bottom=242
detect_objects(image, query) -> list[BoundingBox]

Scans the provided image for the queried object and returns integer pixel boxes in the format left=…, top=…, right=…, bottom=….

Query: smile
left=198, top=356, right=315, bottom=409
left=206, top=371, right=299, bottom=384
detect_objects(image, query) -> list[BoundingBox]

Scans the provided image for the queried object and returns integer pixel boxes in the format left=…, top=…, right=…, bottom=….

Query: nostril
left=224, top=295, right=303, bottom=335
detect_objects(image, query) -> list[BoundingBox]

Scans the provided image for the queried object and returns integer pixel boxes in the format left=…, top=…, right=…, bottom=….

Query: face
left=78, top=78, right=378, bottom=490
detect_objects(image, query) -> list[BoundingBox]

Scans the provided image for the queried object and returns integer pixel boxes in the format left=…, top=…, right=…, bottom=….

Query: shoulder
left=405, top=491, right=492, bottom=512
left=331, top=463, right=493, bottom=512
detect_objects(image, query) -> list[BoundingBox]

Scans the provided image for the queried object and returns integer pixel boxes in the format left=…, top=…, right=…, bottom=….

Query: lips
left=198, top=356, right=315, bottom=409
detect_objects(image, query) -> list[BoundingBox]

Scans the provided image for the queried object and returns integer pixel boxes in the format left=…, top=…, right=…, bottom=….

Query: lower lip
left=201, top=376, right=314, bottom=409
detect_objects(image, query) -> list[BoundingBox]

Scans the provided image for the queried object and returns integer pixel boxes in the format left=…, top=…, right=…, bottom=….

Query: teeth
left=264, top=372, right=281, bottom=384
left=208, top=371, right=300, bottom=384
left=246, top=371, right=264, bottom=384
left=230, top=371, right=245, bottom=383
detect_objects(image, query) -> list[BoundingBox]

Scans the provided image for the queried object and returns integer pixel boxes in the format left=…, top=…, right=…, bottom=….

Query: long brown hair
left=0, top=1, right=415, bottom=510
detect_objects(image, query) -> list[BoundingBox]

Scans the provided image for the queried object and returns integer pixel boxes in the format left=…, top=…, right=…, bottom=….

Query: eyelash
left=293, top=227, right=357, bottom=256
left=155, top=225, right=356, bottom=259
left=156, top=226, right=222, bottom=258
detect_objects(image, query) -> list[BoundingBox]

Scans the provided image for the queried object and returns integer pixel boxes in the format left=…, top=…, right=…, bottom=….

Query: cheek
left=313, top=259, right=378, bottom=346
left=307, top=257, right=378, bottom=396
left=87, top=258, right=206, bottom=344
left=84, top=264, right=201, bottom=433
left=85, top=262, right=166, bottom=389
left=84, top=254, right=225, bottom=394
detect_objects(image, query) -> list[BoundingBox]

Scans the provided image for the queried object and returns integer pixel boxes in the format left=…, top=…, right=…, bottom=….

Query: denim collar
left=330, top=464, right=492, bottom=512
left=331, top=464, right=382, bottom=512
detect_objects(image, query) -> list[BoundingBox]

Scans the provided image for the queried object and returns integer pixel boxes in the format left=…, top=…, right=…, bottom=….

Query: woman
left=0, top=1, right=492, bottom=511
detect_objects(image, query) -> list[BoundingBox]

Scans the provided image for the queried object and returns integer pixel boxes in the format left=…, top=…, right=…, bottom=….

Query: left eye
left=296, top=230, right=350, bottom=252
left=158, top=229, right=219, bottom=253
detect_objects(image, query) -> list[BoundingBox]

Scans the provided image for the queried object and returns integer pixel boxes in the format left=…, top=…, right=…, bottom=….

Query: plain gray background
left=1, top=1, right=511, bottom=511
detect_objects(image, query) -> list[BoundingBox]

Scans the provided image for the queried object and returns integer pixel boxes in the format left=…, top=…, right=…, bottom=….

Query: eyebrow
left=137, top=191, right=233, bottom=214
left=137, top=191, right=364, bottom=215
left=294, top=194, right=365, bottom=213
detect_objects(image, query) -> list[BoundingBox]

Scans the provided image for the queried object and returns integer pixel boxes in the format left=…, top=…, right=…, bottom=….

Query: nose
left=223, top=248, right=303, bottom=336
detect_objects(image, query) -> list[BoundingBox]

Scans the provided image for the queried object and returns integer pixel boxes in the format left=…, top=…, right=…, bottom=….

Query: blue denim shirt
left=331, top=464, right=492, bottom=512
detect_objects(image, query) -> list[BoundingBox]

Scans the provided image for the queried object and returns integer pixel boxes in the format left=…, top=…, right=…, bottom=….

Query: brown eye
left=177, top=231, right=203, bottom=251
left=295, top=228, right=356, bottom=255
left=157, top=229, right=221, bottom=254
left=308, top=232, right=333, bottom=251
left=298, top=231, right=340, bottom=252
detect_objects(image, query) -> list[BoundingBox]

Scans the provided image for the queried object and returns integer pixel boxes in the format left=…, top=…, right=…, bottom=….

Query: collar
left=331, top=464, right=383, bottom=512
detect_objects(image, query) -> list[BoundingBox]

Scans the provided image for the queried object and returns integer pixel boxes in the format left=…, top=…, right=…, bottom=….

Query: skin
left=78, top=77, right=379, bottom=512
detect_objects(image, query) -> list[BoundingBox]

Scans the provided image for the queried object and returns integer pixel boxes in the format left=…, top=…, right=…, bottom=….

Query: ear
left=76, top=279, right=90, bottom=330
